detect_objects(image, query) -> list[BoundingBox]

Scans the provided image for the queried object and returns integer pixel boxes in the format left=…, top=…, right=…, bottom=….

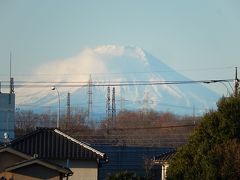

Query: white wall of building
left=53, top=159, right=99, bottom=180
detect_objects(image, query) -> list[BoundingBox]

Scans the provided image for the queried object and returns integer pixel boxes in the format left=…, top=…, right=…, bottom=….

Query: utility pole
left=235, top=67, right=239, bottom=97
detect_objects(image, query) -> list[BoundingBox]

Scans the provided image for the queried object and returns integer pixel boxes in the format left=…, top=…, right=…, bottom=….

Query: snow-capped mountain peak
left=15, top=45, right=219, bottom=117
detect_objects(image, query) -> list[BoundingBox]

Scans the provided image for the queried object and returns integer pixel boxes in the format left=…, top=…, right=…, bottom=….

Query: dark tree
left=167, top=96, right=240, bottom=179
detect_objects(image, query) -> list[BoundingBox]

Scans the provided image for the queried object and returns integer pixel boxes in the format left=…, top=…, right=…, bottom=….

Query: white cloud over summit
left=33, top=45, right=150, bottom=82
left=15, top=45, right=219, bottom=115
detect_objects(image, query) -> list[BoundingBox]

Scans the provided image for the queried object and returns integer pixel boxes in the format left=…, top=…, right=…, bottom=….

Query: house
left=94, top=145, right=174, bottom=180
left=1, top=128, right=107, bottom=180
left=152, top=149, right=176, bottom=180
left=0, top=146, right=72, bottom=180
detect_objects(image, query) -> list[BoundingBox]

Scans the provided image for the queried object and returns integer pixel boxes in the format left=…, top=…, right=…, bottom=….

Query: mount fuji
left=15, top=45, right=220, bottom=118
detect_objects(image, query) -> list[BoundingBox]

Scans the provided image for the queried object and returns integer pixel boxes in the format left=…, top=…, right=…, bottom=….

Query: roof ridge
left=11, top=128, right=58, bottom=143
left=10, top=128, right=43, bottom=143
left=54, top=129, right=105, bottom=158
left=9, top=128, right=106, bottom=160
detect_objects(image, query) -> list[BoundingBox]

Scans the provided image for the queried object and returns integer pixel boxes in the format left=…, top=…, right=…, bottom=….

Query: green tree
left=167, top=96, right=240, bottom=180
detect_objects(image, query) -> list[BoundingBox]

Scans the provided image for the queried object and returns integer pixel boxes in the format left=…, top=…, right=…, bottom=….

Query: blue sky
left=0, top=0, right=240, bottom=95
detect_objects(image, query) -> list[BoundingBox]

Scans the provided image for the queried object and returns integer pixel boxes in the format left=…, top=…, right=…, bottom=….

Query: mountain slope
left=15, top=45, right=219, bottom=117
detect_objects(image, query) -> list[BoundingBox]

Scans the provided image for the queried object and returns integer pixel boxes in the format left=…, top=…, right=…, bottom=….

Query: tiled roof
left=0, top=146, right=31, bottom=160
left=6, top=158, right=72, bottom=175
left=8, top=128, right=106, bottom=160
left=5, top=158, right=73, bottom=176
left=154, top=149, right=176, bottom=162
left=0, top=146, right=72, bottom=177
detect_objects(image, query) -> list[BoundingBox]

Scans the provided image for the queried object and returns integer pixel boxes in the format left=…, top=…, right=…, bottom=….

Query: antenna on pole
left=9, top=52, right=14, bottom=94
left=10, top=51, right=12, bottom=79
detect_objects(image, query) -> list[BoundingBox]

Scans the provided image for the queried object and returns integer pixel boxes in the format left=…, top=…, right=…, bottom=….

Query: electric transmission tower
left=66, top=92, right=71, bottom=128
left=143, top=91, right=149, bottom=114
left=87, top=74, right=93, bottom=126
left=112, top=87, right=116, bottom=126
left=106, top=86, right=111, bottom=120
left=119, top=89, right=127, bottom=111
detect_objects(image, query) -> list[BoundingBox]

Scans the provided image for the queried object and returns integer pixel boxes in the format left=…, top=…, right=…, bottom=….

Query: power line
left=0, top=65, right=238, bottom=77
left=0, top=79, right=234, bottom=88
left=107, top=124, right=196, bottom=131
left=0, top=78, right=235, bottom=84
